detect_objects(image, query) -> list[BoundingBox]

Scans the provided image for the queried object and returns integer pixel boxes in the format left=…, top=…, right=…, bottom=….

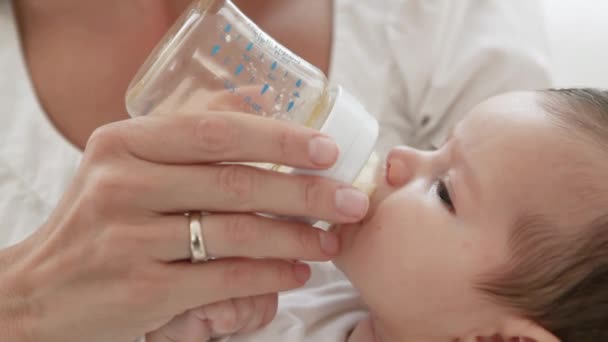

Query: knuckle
left=85, top=167, right=130, bottom=209
left=84, top=164, right=151, bottom=212
left=217, top=166, right=256, bottom=207
left=275, top=126, right=293, bottom=161
left=302, top=178, right=323, bottom=212
left=85, top=123, right=126, bottom=160
left=194, top=116, right=238, bottom=154
left=225, top=215, right=259, bottom=245
left=296, top=226, right=317, bottom=254
left=91, top=167, right=123, bottom=193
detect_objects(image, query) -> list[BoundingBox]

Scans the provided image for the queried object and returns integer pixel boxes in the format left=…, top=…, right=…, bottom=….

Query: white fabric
left=0, top=0, right=551, bottom=341
left=542, top=0, right=608, bottom=88
left=329, top=0, right=552, bottom=153
left=0, top=0, right=81, bottom=247
left=215, top=265, right=366, bottom=342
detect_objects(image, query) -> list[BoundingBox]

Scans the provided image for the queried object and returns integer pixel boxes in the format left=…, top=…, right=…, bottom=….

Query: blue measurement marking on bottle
left=293, top=91, right=300, bottom=98
left=287, top=101, right=295, bottom=112
left=211, top=45, right=221, bottom=56
left=261, top=84, right=270, bottom=95
left=246, top=42, right=254, bottom=51
left=224, top=24, right=232, bottom=33
left=224, top=80, right=236, bottom=93
left=295, top=79, right=302, bottom=87
left=235, top=64, right=244, bottom=76
left=271, top=61, right=278, bottom=70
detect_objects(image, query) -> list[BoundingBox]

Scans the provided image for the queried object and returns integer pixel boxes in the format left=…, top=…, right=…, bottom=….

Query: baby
left=193, top=89, right=608, bottom=341
left=333, top=88, right=608, bottom=341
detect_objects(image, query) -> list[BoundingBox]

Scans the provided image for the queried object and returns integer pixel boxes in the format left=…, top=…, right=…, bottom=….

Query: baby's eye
left=434, top=178, right=454, bottom=213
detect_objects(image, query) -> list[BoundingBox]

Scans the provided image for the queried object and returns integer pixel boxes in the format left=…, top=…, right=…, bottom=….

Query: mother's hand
left=0, top=112, right=369, bottom=342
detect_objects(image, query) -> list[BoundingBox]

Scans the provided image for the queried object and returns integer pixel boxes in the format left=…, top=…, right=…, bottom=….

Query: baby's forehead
left=456, top=92, right=545, bottom=138
left=455, top=93, right=608, bottom=226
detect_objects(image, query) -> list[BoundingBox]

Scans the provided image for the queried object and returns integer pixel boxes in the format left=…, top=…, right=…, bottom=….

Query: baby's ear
left=500, top=317, right=560, bottom=342
left=462, top=317, right=560, bottom=342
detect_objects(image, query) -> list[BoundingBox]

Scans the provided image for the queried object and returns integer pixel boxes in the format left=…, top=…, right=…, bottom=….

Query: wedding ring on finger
left=188, top=212, right=209, bottom=263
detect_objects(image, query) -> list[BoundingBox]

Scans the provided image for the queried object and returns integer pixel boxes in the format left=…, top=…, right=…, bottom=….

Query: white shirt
left=0, top=0, right=82, bottom=247
left=0, top=0, right=551, bottom=340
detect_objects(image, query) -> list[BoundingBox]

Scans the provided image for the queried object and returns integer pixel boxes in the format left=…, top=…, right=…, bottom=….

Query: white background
left=543, top=1, right=608, bottom=88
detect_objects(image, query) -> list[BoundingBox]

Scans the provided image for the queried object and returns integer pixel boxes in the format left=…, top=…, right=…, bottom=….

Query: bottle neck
left=352, top=150, right=380, bottom=196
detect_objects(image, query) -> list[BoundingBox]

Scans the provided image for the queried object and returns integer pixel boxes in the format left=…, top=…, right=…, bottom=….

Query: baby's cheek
left=370, top=194, right=436, bottom=247
left=348, top=200, right=426, bottom=280
left=363, top=197, right=456, bottom=267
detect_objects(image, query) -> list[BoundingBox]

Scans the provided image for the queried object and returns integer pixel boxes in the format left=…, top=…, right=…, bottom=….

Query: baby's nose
left=387, top=155, right=409, bottom=187
left=386, top=146, right=425, bottom=187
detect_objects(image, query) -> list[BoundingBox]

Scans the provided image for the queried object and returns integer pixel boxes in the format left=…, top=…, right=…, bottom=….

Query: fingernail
left=335, top=188, right=369, bottom=219
left=309, top=136, right=339, bottom=166
left=319, top=231, right=340, bottom=256
left=293, top=262, right=311, bottom=283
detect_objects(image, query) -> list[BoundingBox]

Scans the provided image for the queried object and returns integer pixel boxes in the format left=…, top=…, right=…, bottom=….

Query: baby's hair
left=476, top=89, right=608, bottom=342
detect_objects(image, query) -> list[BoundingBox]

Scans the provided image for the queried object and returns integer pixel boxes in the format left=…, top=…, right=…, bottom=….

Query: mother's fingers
left=140, top=163, right=369, bottom=223
left=165, top=259, right=310, bottom=313
left=108, top=112, right=338, bottom=168
left=146, top=214, right=339, bottom=262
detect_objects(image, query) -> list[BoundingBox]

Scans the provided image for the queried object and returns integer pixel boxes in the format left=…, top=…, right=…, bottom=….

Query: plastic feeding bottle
left=125, top=0, right=379, bottom=194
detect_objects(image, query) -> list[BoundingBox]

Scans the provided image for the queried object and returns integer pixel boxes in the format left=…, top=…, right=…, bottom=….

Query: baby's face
left=333, top=92, right=596, bottom=339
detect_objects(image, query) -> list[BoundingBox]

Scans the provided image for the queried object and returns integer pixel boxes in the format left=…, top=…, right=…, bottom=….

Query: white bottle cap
left=291, top=86, right=379, bottom=184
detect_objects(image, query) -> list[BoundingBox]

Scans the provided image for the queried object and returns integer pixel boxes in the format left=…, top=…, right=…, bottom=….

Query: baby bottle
left=126, top=0, right=379, bottom=192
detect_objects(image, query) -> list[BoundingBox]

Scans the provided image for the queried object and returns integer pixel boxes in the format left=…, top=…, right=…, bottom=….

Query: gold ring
left=189, top=212, right=208, bottom=262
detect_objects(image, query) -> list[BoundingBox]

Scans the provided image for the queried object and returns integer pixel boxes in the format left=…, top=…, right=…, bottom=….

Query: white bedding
left=543, top=1, right=608, bottom=88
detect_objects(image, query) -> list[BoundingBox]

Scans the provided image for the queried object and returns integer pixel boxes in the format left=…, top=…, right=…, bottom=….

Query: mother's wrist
left=0, top=309, right=30, bottom=342
left=0, top=248, right=34, bottom=342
